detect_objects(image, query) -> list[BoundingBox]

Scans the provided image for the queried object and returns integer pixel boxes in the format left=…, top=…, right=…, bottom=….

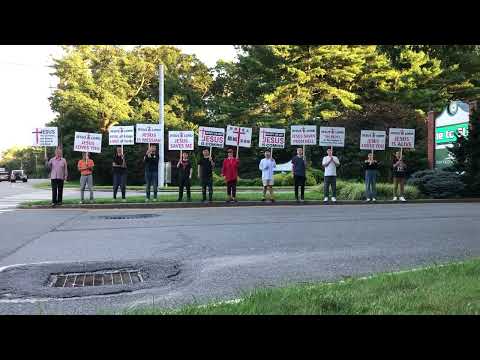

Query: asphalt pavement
left=0, top=193, right=479, bottom=314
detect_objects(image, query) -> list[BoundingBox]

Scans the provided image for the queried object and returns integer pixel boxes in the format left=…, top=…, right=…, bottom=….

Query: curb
left=18, top=198, right=480, bottom=210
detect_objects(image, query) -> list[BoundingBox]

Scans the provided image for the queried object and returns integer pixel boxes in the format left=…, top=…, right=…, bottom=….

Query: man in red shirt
left=221, top=148, right=240, bottom=203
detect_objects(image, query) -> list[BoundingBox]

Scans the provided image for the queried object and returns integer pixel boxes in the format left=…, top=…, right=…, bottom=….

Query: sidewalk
left=20, top=198, right=480, bottom=210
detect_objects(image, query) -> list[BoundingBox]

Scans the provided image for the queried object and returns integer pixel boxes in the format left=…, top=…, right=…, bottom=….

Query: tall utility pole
left=158, top=64, right=165, bottom=188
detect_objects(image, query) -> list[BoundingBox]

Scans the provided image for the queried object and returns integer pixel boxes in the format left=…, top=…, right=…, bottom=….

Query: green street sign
left=435, top=123, right=469, bottom=145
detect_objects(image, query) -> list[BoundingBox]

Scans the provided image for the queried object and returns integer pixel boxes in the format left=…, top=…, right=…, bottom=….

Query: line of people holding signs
left=34, top=124, right=415, bottom=206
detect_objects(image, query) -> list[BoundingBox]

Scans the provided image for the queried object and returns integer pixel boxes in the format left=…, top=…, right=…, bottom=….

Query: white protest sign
left=290, top=125, right=317, bottom=145
left=360, top=130, right=386, bottom=151
left=109, top=126, right=134, bottom=145
left=259, top=128, right=285, bottom=149
left=32, top=127, right=58, bottom=147
left=225, top=125, right=252, bottom=148
left=135, top=124, right=161, bottom=144
left=168, top=131, right=194, bottom=150
left=74, top=132, right=102, bottom=153
left=319, top=127, right=345, bottom=147
left=388, top=128, right=415, bottom=148
left=198, top=126, right=225, bottom=148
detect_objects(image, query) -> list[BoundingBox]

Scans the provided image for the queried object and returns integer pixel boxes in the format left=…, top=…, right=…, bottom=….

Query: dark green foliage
left=407, top=170, right=465, bottom=198
left=448, top=107, right=480, bottom=196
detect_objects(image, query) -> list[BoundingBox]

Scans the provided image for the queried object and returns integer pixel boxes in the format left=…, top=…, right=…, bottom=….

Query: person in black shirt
left=197, top=148, right=215, bottom=202
left=112, top=146, right=127, bottom=201
left=392, top=151, right=407, bottom=202
left=144, top=144, right=159, bottom=202
left=291, top=147, right=306, bottom=202
left=363, top=152, right=380, bottom=202
left=177, top=151, right=192, bottom=201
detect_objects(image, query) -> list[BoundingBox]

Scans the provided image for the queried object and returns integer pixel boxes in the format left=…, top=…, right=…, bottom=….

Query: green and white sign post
left=435, top=101, right=470, bottom=169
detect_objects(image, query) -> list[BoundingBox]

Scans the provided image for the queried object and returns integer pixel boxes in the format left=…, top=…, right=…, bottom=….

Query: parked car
left=0, top=168, right=9, bottom=182
left=10, top=170, right=27, bottom=183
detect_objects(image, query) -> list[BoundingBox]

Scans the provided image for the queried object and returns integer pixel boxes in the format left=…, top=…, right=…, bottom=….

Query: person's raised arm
left=259, top=159, right=264, bottom=171
left=333, top=157, right=340, bottom=166
left=322, top=157, right=329, bottom=168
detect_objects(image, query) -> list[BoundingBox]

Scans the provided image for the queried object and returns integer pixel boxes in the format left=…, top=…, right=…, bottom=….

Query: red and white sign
left=225, top=125, right=252, bottom=148
left=74, top=132, right=102, bottom=153
left=360, top=130, right=386, bottom=151
left=319, top=127, right=345, bottom=147
left=198, top=126, right=225, bottom=148
left=290, top=125, right=317, bottom=145
left=259, top=128, right=285, bottom=148
left=388, top=128, right=415, bottom=148
left=32, top=127, right=58, bottom=147
left=136, top=124, right=161, bottom=144
left=168, top=131, right=194, bottom=150
left=109, top=126, right=134, bottom=145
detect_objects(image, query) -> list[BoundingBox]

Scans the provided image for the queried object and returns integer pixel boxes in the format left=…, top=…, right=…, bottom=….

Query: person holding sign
left=144, top=144, right=159, bottom=202
left=259, top=150, right=276, bottom=202
left=392, top=151, right=407, bottom=202
left=292, top=147, right=306, bottom=202
left=112, top=146, right=127, bottom=201
left=77, top=152, right=95, bottom=204
left=322, top=148, right=340, bottom=203
left=198, top=148, right=215, bottom=203
left=45, top=147, right=68, bottom=207
left=177, top=152, right=192, bottom=202
left=363, top=153, right=380, bottom=202
left=221, top=148, right=240, bottom=203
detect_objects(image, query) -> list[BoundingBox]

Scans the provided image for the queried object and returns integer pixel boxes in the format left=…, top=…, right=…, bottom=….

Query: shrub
left=309, top=168, right=324, bottom=184
left=312, top=180, right=421, bottom=200
left=407, top=170, right=465, bottom=198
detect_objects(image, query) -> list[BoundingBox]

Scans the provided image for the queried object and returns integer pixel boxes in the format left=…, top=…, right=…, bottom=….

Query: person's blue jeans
left=145, top=171, right=158, bottom=199
left=365, top=170, right=377, bottom=199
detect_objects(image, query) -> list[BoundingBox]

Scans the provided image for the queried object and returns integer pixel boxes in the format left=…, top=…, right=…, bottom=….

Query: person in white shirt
left=322, top=148, right=340, bottom=202
left=259, top=150, right=276, bottom=202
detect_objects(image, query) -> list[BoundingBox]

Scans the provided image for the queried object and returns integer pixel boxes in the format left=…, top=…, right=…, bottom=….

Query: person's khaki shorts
left=262, top=179, right=274, bottom=186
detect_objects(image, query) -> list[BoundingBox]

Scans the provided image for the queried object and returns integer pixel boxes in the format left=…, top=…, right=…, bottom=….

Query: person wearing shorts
left=259, top=150, right=276, bottom=202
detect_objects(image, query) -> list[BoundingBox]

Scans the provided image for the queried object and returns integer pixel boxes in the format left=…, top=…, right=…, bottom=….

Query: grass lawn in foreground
left=117, top=258, right=480, bottom=315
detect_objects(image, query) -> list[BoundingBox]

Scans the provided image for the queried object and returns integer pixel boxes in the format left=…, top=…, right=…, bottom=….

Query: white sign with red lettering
left=109, top=126, right=134, bottom=145
left=319, top=127, right=345, bottom=147
left=259, top=128, right=285, bottom=149
left=198, top=126, right=225, bottom=148
left=135, top=124, right=161, bottom=144
left=225, top=125, right=252, bottom=148
left=74, top=132, right=102, bottom=153
left=32, top=127, right=58, bottom=147
left=290, top=125, right=317, bottom=145
left=360, top=130, right=386, bottom=150
left=388, top=128, right=415, bottom=148
left=168, top=131, right=194, bottom=150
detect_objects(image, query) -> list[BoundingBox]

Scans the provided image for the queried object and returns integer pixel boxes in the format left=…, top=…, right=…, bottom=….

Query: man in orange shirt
left=77, top=152, right=95, bottom=204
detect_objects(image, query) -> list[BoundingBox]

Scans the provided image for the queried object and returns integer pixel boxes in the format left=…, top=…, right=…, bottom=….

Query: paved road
left=0, top=201, right=479, bottom=315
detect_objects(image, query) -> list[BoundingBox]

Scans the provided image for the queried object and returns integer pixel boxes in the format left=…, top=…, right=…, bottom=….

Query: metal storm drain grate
left=93, top=214, right=161, bottom=220
left=49, top=269, right=144, bottom=288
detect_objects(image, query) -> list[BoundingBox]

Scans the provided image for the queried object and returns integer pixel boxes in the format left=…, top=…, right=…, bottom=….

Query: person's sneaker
left=79, top=201, right=84, bottom=204
left=372, top=198, right=377, bottom=202
left=331, top=197, right=337, bottom=203
left=152, top=198, right=158, bottom=202
left=145, top=198, right=150, bottom=202
left=51, top=203, right=56, bottom=207
left=400, top=196, right=406, bottom=202
left=323, top=197, right=329, bottom=202
left=392, top=197, right=398, bottom=201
